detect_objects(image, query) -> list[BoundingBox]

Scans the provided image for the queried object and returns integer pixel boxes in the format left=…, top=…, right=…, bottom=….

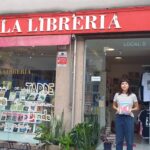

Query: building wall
left=74, top=37, right=85, bottom=125
left=54, top=46, right=73, bottom=130
left=54, top=37, right=86, bottom=129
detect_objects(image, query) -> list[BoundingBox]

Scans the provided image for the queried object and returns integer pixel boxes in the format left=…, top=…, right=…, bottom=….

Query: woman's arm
left=112, top=101, right=119, bottom=112
left=131, top=102, right=139, bottom=112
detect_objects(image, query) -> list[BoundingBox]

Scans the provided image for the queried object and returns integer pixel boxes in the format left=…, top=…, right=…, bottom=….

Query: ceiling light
left=104, top=47, right=115, bottom=52
left=107, top=48, right=115, bottom=51
left=115, top=56, right=122, bottom=60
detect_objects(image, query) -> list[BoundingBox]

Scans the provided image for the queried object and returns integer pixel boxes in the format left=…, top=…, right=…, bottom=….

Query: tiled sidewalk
left=96, top=143, right=150, bottom=150
left=96, top=141, right=150, bottom=150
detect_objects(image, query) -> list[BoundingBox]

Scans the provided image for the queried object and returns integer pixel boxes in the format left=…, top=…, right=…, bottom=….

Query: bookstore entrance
left=85, top=36, right=150, bottom=148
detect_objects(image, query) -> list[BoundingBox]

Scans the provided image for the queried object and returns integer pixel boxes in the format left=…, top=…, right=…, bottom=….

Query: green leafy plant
left=70, top=122, right=94, bottom=150
left=84, top=114, right=100, bottom=147
left=34, top=112, right=99, bottom=150
left=59, top=133, right=74, bottom=150
left=68, top=114, right=100, bottom=150
left=34, top=111, right=65, bottom=145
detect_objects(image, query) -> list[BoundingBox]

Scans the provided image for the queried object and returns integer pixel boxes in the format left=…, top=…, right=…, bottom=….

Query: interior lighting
left=115, top=56, right=122, bottom=60
left=104, top=47, right=115, bottom=52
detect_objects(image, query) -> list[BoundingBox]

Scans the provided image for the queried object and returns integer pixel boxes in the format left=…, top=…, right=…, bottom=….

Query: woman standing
left=112, top=78, right=139, bottom=150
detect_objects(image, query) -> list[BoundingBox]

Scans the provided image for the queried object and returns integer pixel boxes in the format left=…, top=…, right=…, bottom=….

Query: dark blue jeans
left=115, top=114, right=134, bottom=150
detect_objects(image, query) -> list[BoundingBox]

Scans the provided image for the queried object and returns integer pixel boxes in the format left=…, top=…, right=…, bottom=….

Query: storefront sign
left=57, top=51, right=67, bottom=67
left=0, top=14, right=121, bottom=35
left=123, top=41, right=147, bottom=47
left=0, top=7, right=150, bottom=36
left=91, top=76, right=101, bottom=82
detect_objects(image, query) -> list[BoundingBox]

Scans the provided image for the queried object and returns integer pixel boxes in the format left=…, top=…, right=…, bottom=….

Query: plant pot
left=45, top=144, right=60, bottom=150
left=103, top=142, right=112, bottom=150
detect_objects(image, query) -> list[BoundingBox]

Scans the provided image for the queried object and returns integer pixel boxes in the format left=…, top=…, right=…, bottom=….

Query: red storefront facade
left=0, top=7, right=150, bottom=36
left=0, top=7, right=150, bottom=144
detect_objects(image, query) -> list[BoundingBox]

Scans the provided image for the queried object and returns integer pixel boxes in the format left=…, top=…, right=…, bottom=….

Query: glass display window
left=0, top=46, right=56, bottom=143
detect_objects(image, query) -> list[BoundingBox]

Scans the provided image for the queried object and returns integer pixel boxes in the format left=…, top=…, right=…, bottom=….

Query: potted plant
left=59, top=133, right=74, bottom=150
left=34, top=111, right=65, bottom=150
left=100, top=126, right=115, bottom=150
left=69, top=121, right=99, bottom=150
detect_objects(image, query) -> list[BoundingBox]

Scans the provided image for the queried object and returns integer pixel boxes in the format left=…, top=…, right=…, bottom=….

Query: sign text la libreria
left=0, top=13, right=121, bottom=35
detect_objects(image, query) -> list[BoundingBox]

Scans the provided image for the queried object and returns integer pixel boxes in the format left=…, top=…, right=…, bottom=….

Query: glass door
left=84, top=39, right=106, bottom=129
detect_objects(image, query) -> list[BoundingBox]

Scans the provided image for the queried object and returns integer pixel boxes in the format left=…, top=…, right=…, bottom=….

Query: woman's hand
left=116, top=107, right=120, bottom=114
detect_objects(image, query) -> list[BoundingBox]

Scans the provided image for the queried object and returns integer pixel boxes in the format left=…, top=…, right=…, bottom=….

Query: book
left=6, top=112, right=12, bottom=121
left=0, top=97, right=7, bottom=106
left=0, top=122, right=5, bottom=131
left=23, top=113, right=29, bottom=123
left=36, top=113, right=42, bottom=123
left=37, top=93, right=46, bottom=102
left=18, top=123, right=27, bottom=133
left=12, top=112, right=18, bottom=122
left=4, top=122, right=14, bottom=132
left=20, top=89, right=27, bottom=101
left=118, top=105, right=131, bottom=115
left=36, top=106, right=43, bottom=112
left=28, top=113, right=35, bottom=123
left=27, top=93, right=37, bottom=101
left=13, top=123, right=19, bottom=132
left=8, top=92, right=16, bottom=101
left=17, top=113, right=24, bottom=122
left=1, top=112, right=7, bottom=121
left=27, top=123, right=34, bottom=133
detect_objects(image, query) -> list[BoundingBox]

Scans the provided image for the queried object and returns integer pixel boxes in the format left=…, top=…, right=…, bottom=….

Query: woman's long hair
left=118, top=78, right=132, bottom=95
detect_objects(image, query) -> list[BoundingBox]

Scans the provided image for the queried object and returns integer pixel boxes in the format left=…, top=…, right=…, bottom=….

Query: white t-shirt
left=142, top=72, right=150, bottom=102
left=113, top=93, right=138, bottom=117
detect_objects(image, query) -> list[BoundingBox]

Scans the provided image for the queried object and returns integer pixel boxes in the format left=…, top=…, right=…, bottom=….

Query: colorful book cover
left=6, top=112, right=12, bottom=121
left=36, top=106, right=43, bottom=112
left=37, top=93, right=46, bottom=102
left=4, top=122, right=14, bottom=132
left=17, top=113, right=24, bottom=122
left=0, top=122, right=5, bottom=131
left=23, top=113, right=29, bottom=123
left=27, top=123, right=34, bottom=133
left=12, top=112, right=18, bottom=122
left=10, top=103, right=18, bottom=111
left=118, top=103, right=131, bottom=115
left=0, top=97, right=7, bottom=106
left=17, top=102, right=24, bottom=111
left=35, top=113, right=42, bottom=123
left=28, top=113, right=35, bottom=123
left=8, top=92, right=16, bottom=101
left=2, top=81, right=12, bottom=90
left=28, top=105, right=36, bottom=112
left=1, top=112, right=7, bottom=121
left=18, top=123, right=27, bottom=133
left=23, top=106, right=29, bottom=112
left=27, top=93, right=37, bottom=101
left=13, top=123, right=19, bottom=132
left=20, top=89, right=27, bottom=101
left=0, top=90, right=6, bottom=97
